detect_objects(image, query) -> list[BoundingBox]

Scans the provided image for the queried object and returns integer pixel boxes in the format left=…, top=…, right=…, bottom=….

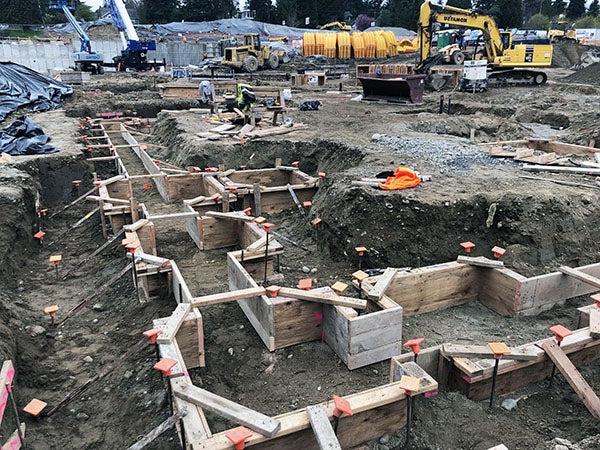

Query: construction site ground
left=2, top=66, right=600, bottom=450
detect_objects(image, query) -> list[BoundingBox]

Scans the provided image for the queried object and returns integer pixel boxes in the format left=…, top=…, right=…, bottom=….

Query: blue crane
left=104, top=0, right=160, bottom=71
left=49, top=0, right=104, bottom=73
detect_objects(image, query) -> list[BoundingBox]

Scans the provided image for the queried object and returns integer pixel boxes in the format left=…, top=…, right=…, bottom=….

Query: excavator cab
left=501, top=32, right=512, bottom=50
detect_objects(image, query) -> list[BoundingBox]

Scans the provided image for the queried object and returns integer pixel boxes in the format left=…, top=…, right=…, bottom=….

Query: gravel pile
left=371, top=133, right=506, bottom=174
left=564, top=62, right=600, bottom=85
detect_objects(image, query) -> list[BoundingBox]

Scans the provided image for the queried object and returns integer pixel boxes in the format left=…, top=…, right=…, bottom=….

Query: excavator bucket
left=358, top=74, right=427, bottom=104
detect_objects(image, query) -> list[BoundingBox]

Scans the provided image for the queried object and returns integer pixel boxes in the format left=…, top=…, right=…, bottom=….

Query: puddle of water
left=522, top=122, right=564, bottom=140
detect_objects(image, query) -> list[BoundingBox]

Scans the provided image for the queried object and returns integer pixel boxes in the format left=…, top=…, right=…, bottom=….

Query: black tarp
left=0, top=62, right=73, bottom=122
left=0, top=116, right=58, bottom=156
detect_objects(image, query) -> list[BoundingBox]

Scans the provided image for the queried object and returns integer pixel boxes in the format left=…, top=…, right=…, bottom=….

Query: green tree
left=140, top=0, right=179, bottom=23
left=539, top=0, right=554, bottom=17
left=379, top=0, right=420, bottom=30
left=490, top=0, right=524, bottom=27
left=565, top=0, right=586, bottom=18
left=0, top=0, right=44, bottom=23
left=526, top=12, right=550, bottom=27
left=249, top=0, right=274, bottom=23
left=182, top=0, right=235, bottom=21
left=549, top=0, right=565, bottom=16
left=74, top=1, right=96, bottom=21
left=588, top=0, right=600, bottom=16
left=574, top=14, right=600, bottom=26
left=447, top=0, right=472, bottom=8
left=276, top=0, right=298, bottom=25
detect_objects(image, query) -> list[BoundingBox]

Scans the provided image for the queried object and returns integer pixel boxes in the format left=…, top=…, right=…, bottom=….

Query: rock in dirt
left=501, top=398, right=518, bottom=411
left=27, top=325, right=46, bottom=337
left=76, top=412, right=89, bottom=421
left=302, top=266, right=311, bottom=273
left=83, top=356, right=93, bottom=363
left=92, top=303, right=103, bottom=311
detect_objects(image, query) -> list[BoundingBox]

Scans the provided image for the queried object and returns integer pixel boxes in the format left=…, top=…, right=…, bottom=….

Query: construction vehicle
left=548, top=21, right=576, bottom=42
left=320, top=22, right=352, bottom=32
left=105, top=0, right=162, bottom=71
left=417, top=0, right=553, bottom=86
left=49, top=0, right=104, bottom=74
left=222, top=34, right=283, bottom=72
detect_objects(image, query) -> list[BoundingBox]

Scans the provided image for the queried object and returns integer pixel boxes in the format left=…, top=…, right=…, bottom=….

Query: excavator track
left=488, top=69, right=548, bottom=87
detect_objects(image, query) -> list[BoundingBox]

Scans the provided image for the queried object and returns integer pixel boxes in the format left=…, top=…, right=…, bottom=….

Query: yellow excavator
left=417, top=0, right=553, bottom=86
left=320, top=22, right=352, bottom=31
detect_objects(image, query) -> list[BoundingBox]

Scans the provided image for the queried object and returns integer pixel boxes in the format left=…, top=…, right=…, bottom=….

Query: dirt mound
left=564, top=62, right=600, bottom=85
left=552, top=40, right=589, bottom=68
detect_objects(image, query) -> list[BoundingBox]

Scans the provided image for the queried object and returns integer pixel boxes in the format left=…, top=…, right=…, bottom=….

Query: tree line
left=1, top=0, right=599, bottom=31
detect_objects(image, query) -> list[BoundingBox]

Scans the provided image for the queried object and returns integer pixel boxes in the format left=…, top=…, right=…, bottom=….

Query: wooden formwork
left=362, top=260, right=600, bottom=316
left=480, top=138, right=598, bottom=156
left=218, top=167, right=319, bottom=215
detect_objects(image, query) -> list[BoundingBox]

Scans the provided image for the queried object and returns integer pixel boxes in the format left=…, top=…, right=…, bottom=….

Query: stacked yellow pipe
left=337, top=32, right=351, bottom=59
left=382, top=31, right=399, bottom=57
left=363, top=32, right=376, bottom=58
left=314, top=33, right=325, bottom=55
left=375, top=32, right=387, bottom=58
left=351, top=32, right=365, bottom=58
left=324, top=33, right=337, bottom=58
left=303, top=32, right=315, bottom=56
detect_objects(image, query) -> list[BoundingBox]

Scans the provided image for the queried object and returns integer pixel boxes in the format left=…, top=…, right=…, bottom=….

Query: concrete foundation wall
left=0, top=38, right=219, bottom=73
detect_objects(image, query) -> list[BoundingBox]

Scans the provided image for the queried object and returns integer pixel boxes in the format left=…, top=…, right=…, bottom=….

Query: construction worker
left=198, top=80, right=214, bottom=104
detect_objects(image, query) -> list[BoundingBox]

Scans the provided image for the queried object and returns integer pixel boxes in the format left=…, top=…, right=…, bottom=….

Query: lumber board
left=456, top=255, right=504, bottom=269
left=171, top=262, right=193, bottom=304
left=441, top=343, right=538, bottom=361
left=246, top=236, right=267, bottom=251
left=306, top=405, right=342, bottom=450
left=191, top=287, right=267, bottom=307
left=277, top=287, right=367, bottom=310
left=157, top=303, right=192, bottom=344
left=195, top=376, right=437, bottom=450
left=271, top=295, right=324, bottom=349
left=478, top=267, right=526, bottom=316
left=518, top=262, right=600, bottom=313
left=559, top=266, right=600, bottom=289
left=542, top=340, right=600, bottom=419
left=199, top=216, right=239, bottom=250
left=323, top=304, right=352, bottom=365
left=172, top=383, right=281, bottom=437
left=367, top=268, right=396, bottom=300
left=590, top=309, right=600, bottom=339
left=205, top=211, right=253, bottom=222
left=127, top=413, right=180, bottom=450
left=383, top=262, right=478, bottom=315
left=522, top=164, right=600, bottom=175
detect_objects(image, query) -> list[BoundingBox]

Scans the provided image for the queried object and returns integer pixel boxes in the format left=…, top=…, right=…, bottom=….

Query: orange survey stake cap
left=404, top=338, right=424, bottom=354
left=226, top=426, right=253, bottom=450
left=332, top=395, right=353, bottom=417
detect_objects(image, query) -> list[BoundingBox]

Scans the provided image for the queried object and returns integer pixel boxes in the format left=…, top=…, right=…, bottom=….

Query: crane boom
left=106, top=0, right=139, bottom=42
left=60, top=3, right=92, bottom=53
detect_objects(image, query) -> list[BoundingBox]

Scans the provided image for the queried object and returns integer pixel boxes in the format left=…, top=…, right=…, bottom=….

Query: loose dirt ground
left=1, top=67, right=600, bottom=449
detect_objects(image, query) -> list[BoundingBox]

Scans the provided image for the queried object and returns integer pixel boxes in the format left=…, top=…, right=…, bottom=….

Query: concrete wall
left=0, top=38, right=219, bottom=73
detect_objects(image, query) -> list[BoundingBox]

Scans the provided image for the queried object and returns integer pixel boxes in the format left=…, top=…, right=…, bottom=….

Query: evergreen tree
left=549, top=0, right=566, bottom=16
left=492, top=0, right=524, bottom=27
left=140, top=0, right=179, bottom=23
left=379, top=0, right=420, bottom=30
left=182, top=0, right=235, bottom=21
left=0, top=0, right=44, bottom=23
left=447, top=0, right=472, bottom=9
left=565, top=0, right=586, bottom=18
left=249, top=0, right=274, bottom=23
left=588, top=0, right=599, bottom=16
left=276, top=0, right=298, bottom=25
left=540, top=0, right=554, bottom=17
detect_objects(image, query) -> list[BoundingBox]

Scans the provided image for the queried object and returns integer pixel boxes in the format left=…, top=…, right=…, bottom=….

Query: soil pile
left=552, top=40, right=588, bottom=68
left=564, top=62, right=600, bottom=85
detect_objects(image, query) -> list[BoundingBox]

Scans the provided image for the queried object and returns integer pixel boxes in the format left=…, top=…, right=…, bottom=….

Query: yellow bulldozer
left=221, top=33, right=284, bottom=72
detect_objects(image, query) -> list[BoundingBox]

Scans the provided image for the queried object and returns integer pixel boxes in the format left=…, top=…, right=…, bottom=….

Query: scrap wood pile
left=197, top=112, right=307, bottom=142
left=484, top=139, right=600, bottom=189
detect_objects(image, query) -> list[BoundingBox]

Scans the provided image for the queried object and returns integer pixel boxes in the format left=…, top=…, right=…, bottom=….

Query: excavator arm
left=418, top=1, right=505, bottom=65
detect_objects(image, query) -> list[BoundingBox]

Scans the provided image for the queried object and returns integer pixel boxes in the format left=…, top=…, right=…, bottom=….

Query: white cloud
left=82, top=0, right=104, bottom=10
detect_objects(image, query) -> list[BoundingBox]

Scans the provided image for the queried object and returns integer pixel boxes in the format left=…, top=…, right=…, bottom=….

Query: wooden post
left=253, top=183, right=262, bottom=216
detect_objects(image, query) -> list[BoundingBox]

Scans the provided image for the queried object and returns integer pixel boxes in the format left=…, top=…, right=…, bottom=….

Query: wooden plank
left=456, top=255, right=504, bottom=269
left=205, top=211, right=253, bottom=222
left=453, top=357, right=484, bottom=377
left=559, top=266, right=600, bottom=289
left=542, top=339, right=600, bottom=418
left=478, top=267, right=525, bottom=316
left=127, top=413, right=180, bottom=450
left=247, top=236, right=267, bottom=251
left=522, top=164, right=600, bottom=175
left=384, top=262, right=478, bottom=315
left=306, top=405, right=342, bottom=450
left=278, top=287, right=367, bottom=310
left=157, top=303, right=192, bottom=344
left=368, top=268, right=396, bottom=300
left=590, top=309, right=600, bottom=339
left=441, top=343, right=538, bottom=361
left=191, top=287, right=267, bottom=307
left=519, top=262, right=600, bottom=313
left=253, top=182, right=262, bottom=216
left=196, top=376, right=437, bottom=450
left=172, top=382, right=281, bottom=437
